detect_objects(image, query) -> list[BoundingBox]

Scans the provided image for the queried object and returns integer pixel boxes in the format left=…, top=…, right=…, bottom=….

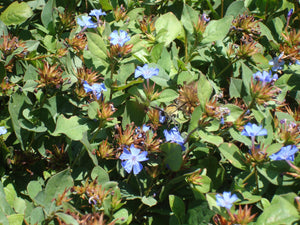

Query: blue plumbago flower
left=253, top=70, right=278, bottom=84
left=89, top=9, right=106, bottom=18
left=202, top=13, right=210, bottom=22
left=269, top=145, right=298, bottom=161
left=164, top=127, right=185, bottom=150
left=77, top=15, right=97, bottom=29
left=119, top=144, right=149, bottom=175
left=0, top=126, right=7, bottom=135
left=83, top=81, right=107, bottom=100
left=269, top=52, right=285, bottom=72
left=134, top=64, right=159, bottom=79
left=216, top=192, right=238, bottom=209
left=109, top=30, right=130, bottom=47
left=241, top=123, right=268, bottom=137
left=287, top=8, right=293, bottom=18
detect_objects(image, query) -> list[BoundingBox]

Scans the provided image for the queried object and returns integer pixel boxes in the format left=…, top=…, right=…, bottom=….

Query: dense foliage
left=0, top=0, right=299, bottom=224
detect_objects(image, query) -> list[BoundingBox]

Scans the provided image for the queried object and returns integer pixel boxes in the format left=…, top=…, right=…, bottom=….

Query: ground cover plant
left=0, top=0, right=299, bottom=224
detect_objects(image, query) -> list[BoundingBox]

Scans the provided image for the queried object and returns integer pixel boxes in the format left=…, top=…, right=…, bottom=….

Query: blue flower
left=134, top=64, right=159, bottom=79
left=253, top=70, right=278, bottom=84
left=119, top=144, right=149, bottom=175
left=164, top=127, right=185, bottom=150
left=241, top=123, right=267, bottom=137
left=77, top=15, right=97, bottom=29
left=287, top=8, right=293, bottom=18
left=269, top=52, right=284, bottom=72
left=89, top=9, right=106, bottom=18
left=202, top=13, right=210, bottom=22
left=83, top=81, right=107, bottom=100
left=109, top=30, right=130, bottom=47
left=269, top=145, right=298, bottom=161
left=0, top=126, right=7, bottom=135
left=216, top=192, right=238, bottom=209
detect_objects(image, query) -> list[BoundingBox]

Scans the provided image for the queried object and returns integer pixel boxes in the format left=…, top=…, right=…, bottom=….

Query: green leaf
left=190, top=175, right=212, bottom=194
left=0, top=182, right=14, bottom=215
left=99, top=0, right=113, bottom=11
left=155, top=12, right=183, bottom=46
left=35, top=170, right=73, bottom=211
left=91, top=166, right=109, bottom=184
left=188, top=106, right=202, bottom=133
left=161, top=143, right=183, bottom=172
left=8, top=93, right=31, bottom=150
left=4, top=183, right=17, bottom=207
left=169, top=195, right=185, bottom=223
left=142, top=196, right=157, bottom=207
left=257, top=161, right=295, bottom=186
left=202, top=16, right=233, bottom=44
left=113, top=208, right=129, bottom=224
left=80, top=132, right=99, bottom=166
left=41, top=0, right=56, bottom=30
left=198, top=130, right=223, bottom=146
left=117, top=63, right=135, bottom=84
left=197, top=74, right=213, bottom=109
left=88, top=101, right=100, bottom=120
left=27, top=181, right=42, bottom=200
left=229, top=78, right=242, bottom=98
left=218, top=143, right=247, bottom=170
left=157, top=89, right=179, bottom=103
left=225, top=104, right=244, bottom=122
left=181, top=4, right=199, bottom=34
left=52, top=115, right=89, bottom=141
left=225, top=1, right=247, bottom=17
left=256, top=193, right=300, bottom=224
left=0, top=2, right=33, bottom=26
left=86, top=32, right=109, bottom=67
left=86, top=32, right=108, bottom=59
left=55, top=213, right=79, bottom=225
left=6, top=214, right=24, bottom=225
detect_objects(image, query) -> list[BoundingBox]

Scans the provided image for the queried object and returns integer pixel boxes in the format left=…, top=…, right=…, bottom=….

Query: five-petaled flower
left=77, top=15, right=97, bottom=29
left=241, top=123, right=268, bottom=137
left=269, top=52, right=284, bottom=72
left=0, top=126, right=7, bottom=136
left=164, top=127, right=185, bottom=150
left=269, top=145, right=298, bottom=161
left=109, top=30, right=130, bottom=47
left=216, top=192, right=238, bottom=209
left=253, top=70, right=278, bottom=84
left=83, top=81, right=107, bottom=100
left=134, top=64, right=159, bottom=79
left=120, top=144, right=149, bottom=175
